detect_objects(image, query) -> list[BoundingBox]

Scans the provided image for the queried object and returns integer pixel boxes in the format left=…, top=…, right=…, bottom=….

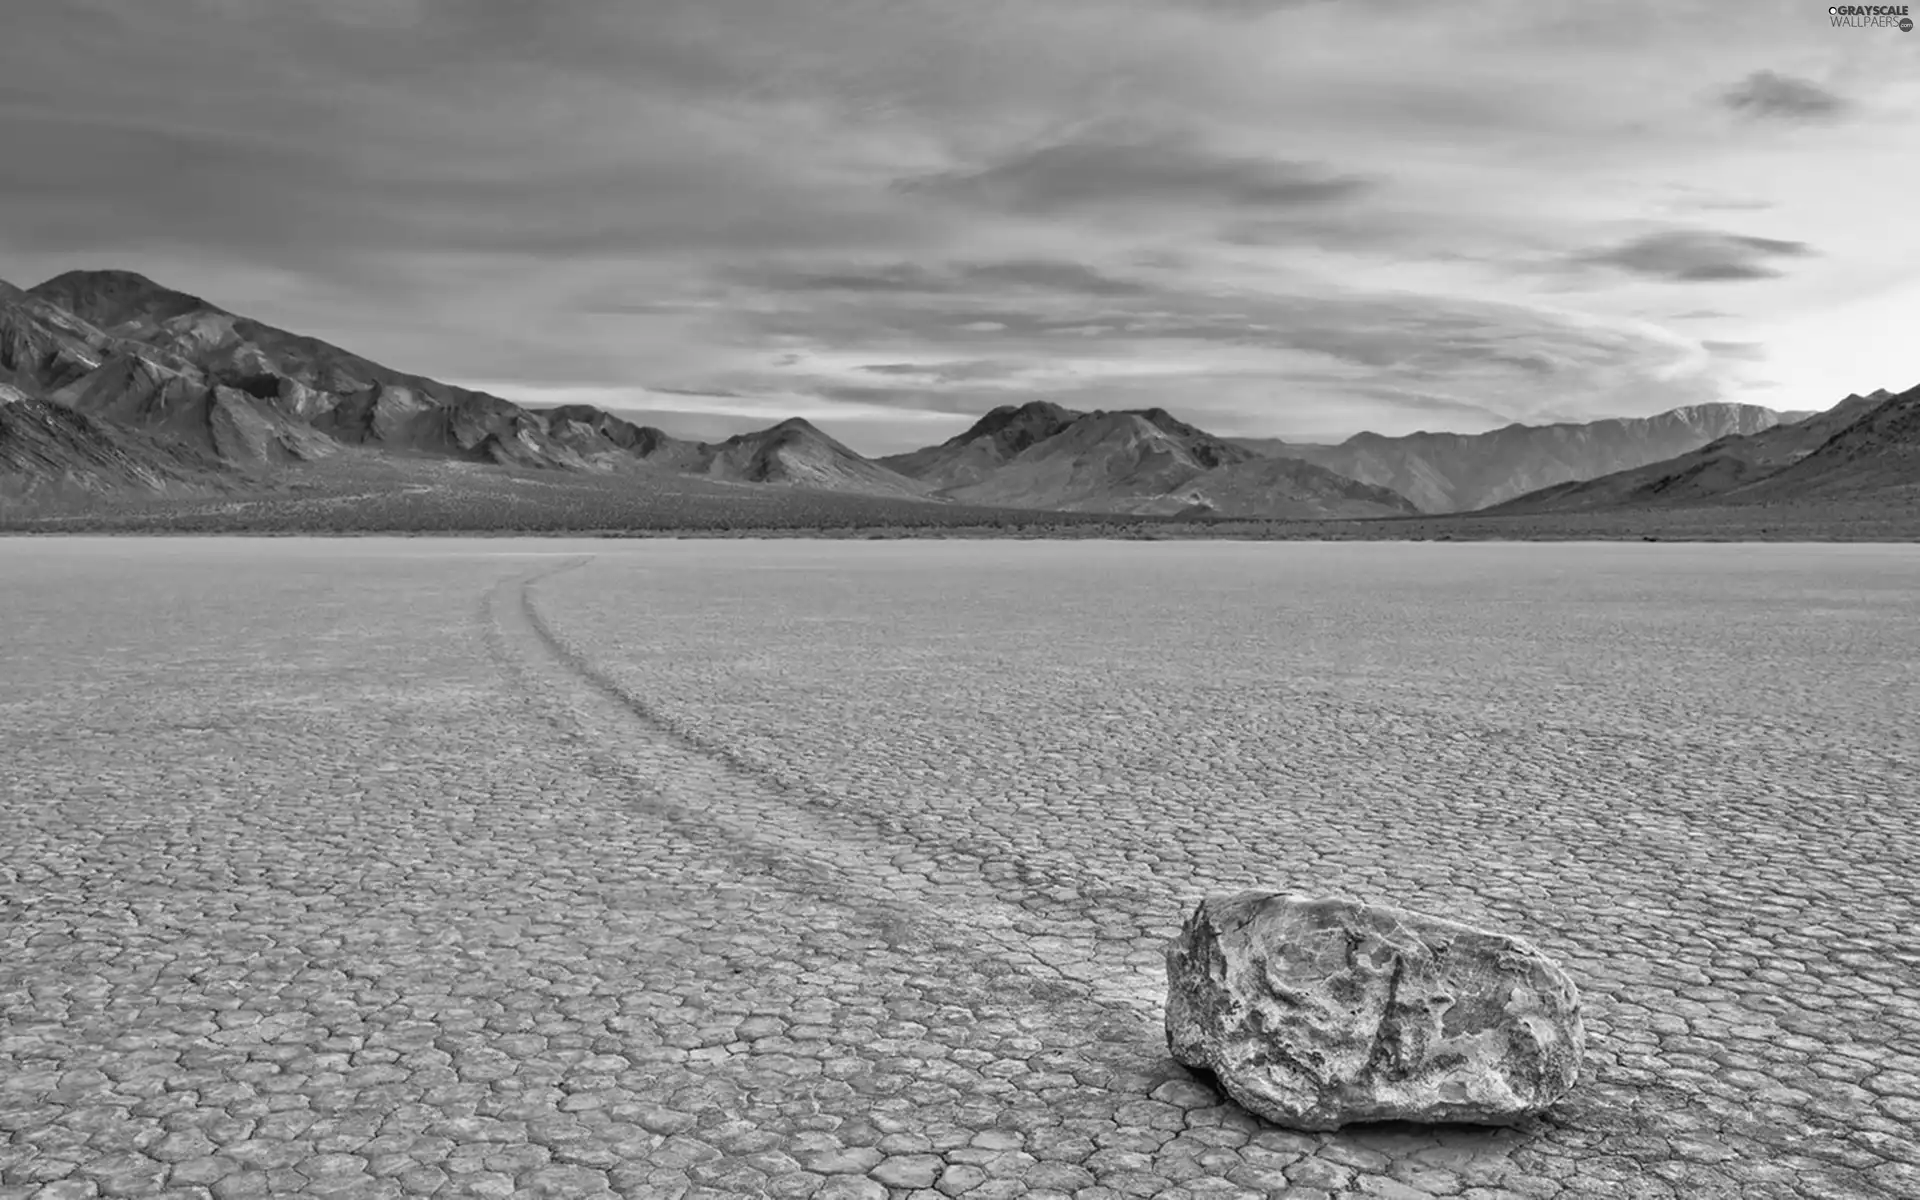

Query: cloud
left=2, top=0, right=1914, bottom=445
left=810, top=385, right=985, bottom=413
left=731, top=259, right=1152, bottom=297
left=1575, top=229, right=1816, bottom=282
left=1721, top=71, right=1850, bottom=122
left=1652, top=184, right=1775, bottom=216
left=1700, top=339, right=1768, bottom=361
left=738, top=263, right=952, bottom=294
left=964, top=260, right=1153, bottom=295
left=859, top=360, right=1026, bottom=382
left=904, top=129, right=1371, bottom=215
left=1336, top=386, right=1518, bottom=429
left=1162, top=0, right=1334, bottom=13
left=647, top=384, right=747, bottom=400
left=698, top=263, right=1737, bottom=443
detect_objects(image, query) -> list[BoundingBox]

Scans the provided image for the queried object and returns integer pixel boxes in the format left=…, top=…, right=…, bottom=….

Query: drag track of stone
left=494, top=558, right=1176, bottom=1016
left=3, top=537, right=1918, bottom=1200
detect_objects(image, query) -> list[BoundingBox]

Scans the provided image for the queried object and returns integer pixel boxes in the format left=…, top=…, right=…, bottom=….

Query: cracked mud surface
left=3, top=537, right=1916, bottom=1200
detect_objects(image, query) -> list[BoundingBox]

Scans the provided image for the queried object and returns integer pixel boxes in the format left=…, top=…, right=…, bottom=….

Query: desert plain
left=2, top=537, right=1916, bottom=1200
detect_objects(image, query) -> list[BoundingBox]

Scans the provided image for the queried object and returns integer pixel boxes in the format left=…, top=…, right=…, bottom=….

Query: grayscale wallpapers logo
left=1829, top=4, right=1914, bottom=27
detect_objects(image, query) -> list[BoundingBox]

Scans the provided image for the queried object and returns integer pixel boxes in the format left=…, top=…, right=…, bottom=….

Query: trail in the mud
left=484, top=558, right=1174, bottom=1026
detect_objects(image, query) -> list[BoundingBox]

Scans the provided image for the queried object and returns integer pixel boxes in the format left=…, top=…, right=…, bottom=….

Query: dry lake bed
left=2, top=537, right=1916, bottom=1200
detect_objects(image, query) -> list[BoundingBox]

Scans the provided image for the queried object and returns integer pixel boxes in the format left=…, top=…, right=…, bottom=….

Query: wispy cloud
left=1721, top=70, right=1850, bottom=122
left=1574, top=229, right=1817, bottom=283
left=906, top=129, right=1371, bottom=216
left=859, top=360, right=1029, bottom=382
left=733, top=259, right=1153, bottom=297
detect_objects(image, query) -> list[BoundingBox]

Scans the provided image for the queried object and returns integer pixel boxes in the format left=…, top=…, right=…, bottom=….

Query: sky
left=2, top=0, right=1915, bottom=452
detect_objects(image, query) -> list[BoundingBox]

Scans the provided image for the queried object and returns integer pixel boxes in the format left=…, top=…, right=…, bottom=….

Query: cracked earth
left=2, top=538, right=1916, bottom=1200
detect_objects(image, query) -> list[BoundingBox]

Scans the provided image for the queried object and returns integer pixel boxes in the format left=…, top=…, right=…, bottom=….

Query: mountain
left=878, top=400, right=1079, bottom=489
left=1231, top=403, right=1800, bottom=513
left=544, top=404, right=703, bottom=463
left=882, top=401, right=1417, bottom=518
left=541, top=406, right=925, bottom=495
left=1155, top=454, right=1420, bottom=519
left=26, top=269, right=594, bottom=470
left=693, top=418, right=928, bottom=497
left=1733, top=387, right=1920, bottom=504
left=935, top=407, right=1245, bottom=508
left=0, top=381, right=229, bottom=500
left=24, top=266, right=1888, bottom=530
left=2, top=269, right=928, bottom=500
left=1489, top=387, right=1917, bottom=513
left=1, top=278, right=335, bottom=471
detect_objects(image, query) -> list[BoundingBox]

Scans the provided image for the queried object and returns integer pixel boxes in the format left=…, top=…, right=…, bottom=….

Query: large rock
left=1165, top=892, right=1583, bottom=1130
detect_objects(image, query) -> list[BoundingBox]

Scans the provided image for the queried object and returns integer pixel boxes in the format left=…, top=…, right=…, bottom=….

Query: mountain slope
left=1161, top=455, right=1420, bottom=519
left=0, top=382, right=230, bottom=500
left=1734, top=386, right=1920, bottom=503
left=1, top=279, right=118, bottom=394
left=1233, top=403, right=1798, bottom=513
left=1489, top=388, right=1916, bottom=513
left=878, top=400, right=1080, bottom=489
left=699, top=418, right=931, bottom=497
left=542, top=404, right=708, bottom=467
left=885, top=403, right=1415, bottom=518
left=940, top=410, right=1247, bottom=508
left=540, top=408, right=930, bottom=497
left=2, top=278, right=335, bottom=469
left=26, top=270, right=606, bottom=470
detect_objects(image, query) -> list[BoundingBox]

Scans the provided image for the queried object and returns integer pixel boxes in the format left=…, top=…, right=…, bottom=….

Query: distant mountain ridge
left=2, top=270, right=929, bottom=500
left=3, top=267, right=1900, bottom=527
left=881, top=401, right=1418, bottom=519
left=1231, top=403, right=1805, bottom=513
left=2, top=270, right=1414, bottom=519
left=1489, top=386, right=1919, bottom=514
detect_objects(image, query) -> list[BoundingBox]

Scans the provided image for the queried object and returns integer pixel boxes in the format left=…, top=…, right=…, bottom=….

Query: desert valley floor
left=2, top=538, right=1916, bottom=1200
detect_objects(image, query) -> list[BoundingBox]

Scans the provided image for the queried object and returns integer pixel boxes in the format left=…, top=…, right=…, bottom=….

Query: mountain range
left=2, top=268, right=1911, bottom=527
left=880, top=401, right=1416, bottom=518
left=0, top=269, right=1416, bottom=518
left=1229, top=404, right=1808, bottom=513
left=1489, top=386, right=1919, bottom=514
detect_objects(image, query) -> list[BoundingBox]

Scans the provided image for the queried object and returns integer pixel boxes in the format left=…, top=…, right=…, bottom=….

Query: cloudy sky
left=2, top=0, right=1915, bottom=451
